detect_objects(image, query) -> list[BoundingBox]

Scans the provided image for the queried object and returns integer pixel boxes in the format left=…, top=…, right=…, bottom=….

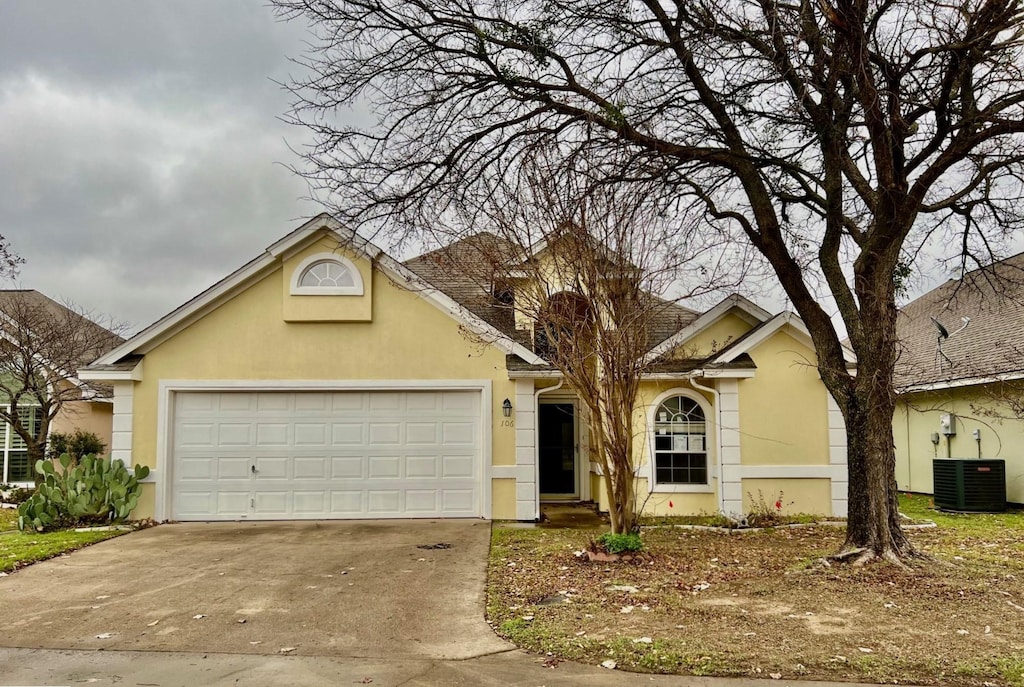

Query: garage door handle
left=251, top=465, right=256, bottom=474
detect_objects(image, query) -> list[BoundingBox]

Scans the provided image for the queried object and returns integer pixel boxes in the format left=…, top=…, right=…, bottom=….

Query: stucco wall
left=738, top=331, right=829, bottom=466
left=51, top=400, right=114, bottom=453
left=126, top=236, right=520, bottom=519
left=895, top=387, right=1024, bottom=504
left=671, top=313, right=751, bottom=359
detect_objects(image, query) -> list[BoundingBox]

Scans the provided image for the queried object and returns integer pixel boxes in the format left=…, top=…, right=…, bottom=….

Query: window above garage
left=290, top=254, right=364, bottom=296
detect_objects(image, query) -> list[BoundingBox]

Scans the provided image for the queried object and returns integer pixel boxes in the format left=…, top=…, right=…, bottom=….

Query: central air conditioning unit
left=932, top=459, right=1007, bottom=512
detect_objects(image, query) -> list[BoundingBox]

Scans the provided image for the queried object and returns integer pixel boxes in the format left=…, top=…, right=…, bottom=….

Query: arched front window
left=290, top=254, right=364, bottom=295
left=653, top=395, right=708, bottom=485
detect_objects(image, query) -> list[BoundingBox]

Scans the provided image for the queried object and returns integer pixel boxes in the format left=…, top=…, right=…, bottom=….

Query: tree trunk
left=840, top=391, right=914, bottom=563
left=832, top=284, right=916, bottom=564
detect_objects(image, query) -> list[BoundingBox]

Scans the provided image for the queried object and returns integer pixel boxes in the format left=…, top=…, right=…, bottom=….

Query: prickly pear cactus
left=17, top=453, right=150, bottom=531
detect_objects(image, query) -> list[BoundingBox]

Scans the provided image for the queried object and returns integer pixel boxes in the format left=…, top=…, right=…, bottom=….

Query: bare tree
left=274, top=0, right=1024, bottom=563
left=414, top=151, right=749, bottom=533
left=0, top=292, right=124, bottom=476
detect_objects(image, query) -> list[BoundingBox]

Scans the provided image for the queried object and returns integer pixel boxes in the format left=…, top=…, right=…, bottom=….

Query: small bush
left=47, top=430, right=107, bottom=464
left=596, top=532, right=644, bottom=554
left=2, top=486, right=35, bottom=505
left=746, top=489, right=793, bottom=528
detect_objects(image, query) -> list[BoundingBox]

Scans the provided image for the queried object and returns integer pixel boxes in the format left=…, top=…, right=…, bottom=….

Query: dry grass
left=487, top=495, right=1024, bottom=686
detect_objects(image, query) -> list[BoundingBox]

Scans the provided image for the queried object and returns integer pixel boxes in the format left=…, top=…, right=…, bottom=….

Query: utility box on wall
left=932, top=458, right=1006, bottom=512
left=939, top=413, right=957, bottom=436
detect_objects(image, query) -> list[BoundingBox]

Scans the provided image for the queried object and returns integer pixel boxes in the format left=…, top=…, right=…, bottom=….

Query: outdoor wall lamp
left=502, top=398, right=513, bottom=417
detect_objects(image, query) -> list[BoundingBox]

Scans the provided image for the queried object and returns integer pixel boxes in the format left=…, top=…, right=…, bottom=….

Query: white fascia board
left=507, top=369, right=562, bottom=379
left=898, top=369, right=1024, bottom=394
left=78, top=363, right=143, bottom=382
left=642, top=294, right=772, bottom=364
left=641, top=369, right=757, bottom=380
left=711, top=311, right=856, bottom=366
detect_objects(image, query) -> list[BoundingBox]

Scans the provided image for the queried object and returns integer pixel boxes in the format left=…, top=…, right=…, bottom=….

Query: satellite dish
left=930, top=316, right=949, bottom=339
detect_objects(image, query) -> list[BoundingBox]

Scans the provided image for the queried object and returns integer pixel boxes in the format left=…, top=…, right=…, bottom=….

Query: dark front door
left=539, top=403, right=576, bottom=497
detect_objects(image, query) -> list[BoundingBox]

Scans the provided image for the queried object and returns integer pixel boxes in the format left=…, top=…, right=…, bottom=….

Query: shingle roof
left=403, top=233, right=701, bottom=354
left=0, top=290, right=124, bottom=369
left=894, top=253, right=1024, bottom=389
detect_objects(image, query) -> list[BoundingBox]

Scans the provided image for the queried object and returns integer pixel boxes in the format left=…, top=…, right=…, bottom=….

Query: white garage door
left=170, top=390, right=482, bottom=520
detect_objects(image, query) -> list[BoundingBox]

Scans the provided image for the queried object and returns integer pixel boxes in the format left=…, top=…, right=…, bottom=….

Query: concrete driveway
left=0, top=520, right=510, bottom=660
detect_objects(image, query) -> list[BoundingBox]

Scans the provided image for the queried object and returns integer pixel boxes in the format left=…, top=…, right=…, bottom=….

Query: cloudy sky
left=0, top=1, right=327, bottom=332
left=1, top=2, right=1012, bottom=338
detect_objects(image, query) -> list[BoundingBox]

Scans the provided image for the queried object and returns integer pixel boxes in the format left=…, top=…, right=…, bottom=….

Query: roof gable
left=643, top=294, right=771, bottom=364
left=87, top=215, right=545, bottom=370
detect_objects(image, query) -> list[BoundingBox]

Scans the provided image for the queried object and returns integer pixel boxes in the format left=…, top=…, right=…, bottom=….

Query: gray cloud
left=0, top=1, right=323, bottom=332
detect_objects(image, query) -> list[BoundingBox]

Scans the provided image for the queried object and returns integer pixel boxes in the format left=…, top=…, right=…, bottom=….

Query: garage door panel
left=368, top=423, right=401, bottom=444
left=294, top=423, right=328, bottom=445
left=405, top=490, right=439, bottom=512
left=172, top=390, right=482, bottom=520
left=406, top=423, right=438, bottom=444
left=442, top=455, right=475, bottom=478
left=369, top=393, right=402, bottom=411
left=294, top=456, right=328, bottom=479
left=331, top=491, right=364, bottom=513
left=406, top=455, right=438, bottom=478
left=442, top=422, right=476, bottom=445
left=331, top=456, right=363, bottom=479
left=177, top=423, right=215, bottom=447
left=255, top=456, right=290, bottom=479
left=443, top=489, right=476, bottom=510
left=332, top=423, right=363, bottom=445
left=217, top=457, right=251, bottom=480
left=367, top=456, right=400, bottom=478
left=295, top=393, right=329, bottom=411
left=257, top=393, right=291, bottom=412
left=218, top=423, right=252, bottom=446
left=367, top=490, right=401, bottom=512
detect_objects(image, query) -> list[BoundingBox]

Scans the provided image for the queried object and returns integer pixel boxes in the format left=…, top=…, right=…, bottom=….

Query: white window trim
left=289, top=253, right=364, bottom=296
left=1, top=403, right=43, bottom=485
left=646, top=387, right=715, bottom=493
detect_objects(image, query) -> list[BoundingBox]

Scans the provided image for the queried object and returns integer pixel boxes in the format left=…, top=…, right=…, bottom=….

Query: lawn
left=488, top=495, right=1024, bottom=686
left=0, top=510, right=127, bottom=573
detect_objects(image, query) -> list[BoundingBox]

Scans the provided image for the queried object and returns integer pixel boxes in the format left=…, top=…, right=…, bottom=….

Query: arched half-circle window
left=652, top=394, right=708, bottom=485
left=290, top=253, right=364, bottom=296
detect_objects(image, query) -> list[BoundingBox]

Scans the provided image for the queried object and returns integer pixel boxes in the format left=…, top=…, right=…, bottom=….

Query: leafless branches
left=0, top=293, right=125, bottom=469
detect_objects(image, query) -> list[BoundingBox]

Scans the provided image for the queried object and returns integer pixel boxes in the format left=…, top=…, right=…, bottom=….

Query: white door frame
left=156, top=379, right=493, bottom=521
left=537, top=396, right=587, bottom=501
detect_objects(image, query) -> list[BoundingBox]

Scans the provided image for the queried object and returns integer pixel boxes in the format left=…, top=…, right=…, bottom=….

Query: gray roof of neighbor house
left=0, top=290, right=124, bottom=368
left=894, top=253, right=1024, bottom=390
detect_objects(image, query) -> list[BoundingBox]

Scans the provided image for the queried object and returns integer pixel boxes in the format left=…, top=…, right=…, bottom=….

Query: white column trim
left=827, top=394, right=849, bottom=517
left=717, top=379, right=743, bottom=516
left=514, top=379, right=537, bottom=520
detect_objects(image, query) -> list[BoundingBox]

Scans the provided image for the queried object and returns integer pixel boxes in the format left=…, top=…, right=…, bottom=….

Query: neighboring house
left=79, top=215, right=850, bottom=522
left=893, top=254, right=1024, bottom=504
left=0, top=290, right=122, bottom=485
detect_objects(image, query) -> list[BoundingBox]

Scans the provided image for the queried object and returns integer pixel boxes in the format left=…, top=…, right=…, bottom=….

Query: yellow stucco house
left=894, top=254, right=1024, bottom=505
left=79, top=215, right=850, bottom=522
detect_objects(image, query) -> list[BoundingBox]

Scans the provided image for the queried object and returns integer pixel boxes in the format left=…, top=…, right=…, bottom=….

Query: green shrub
left=47, top=430, right=107, bottom=464
left=2, top=486, right=35, bottom=505
left=18, top=453, right=150, bottom=532
left=596, top=532, right=643, bottom=554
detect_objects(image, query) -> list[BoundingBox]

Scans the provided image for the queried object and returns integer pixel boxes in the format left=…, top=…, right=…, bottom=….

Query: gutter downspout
left=688, top=373, right=725, bottom=514
left=533, top=379, right=564, bottom=520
